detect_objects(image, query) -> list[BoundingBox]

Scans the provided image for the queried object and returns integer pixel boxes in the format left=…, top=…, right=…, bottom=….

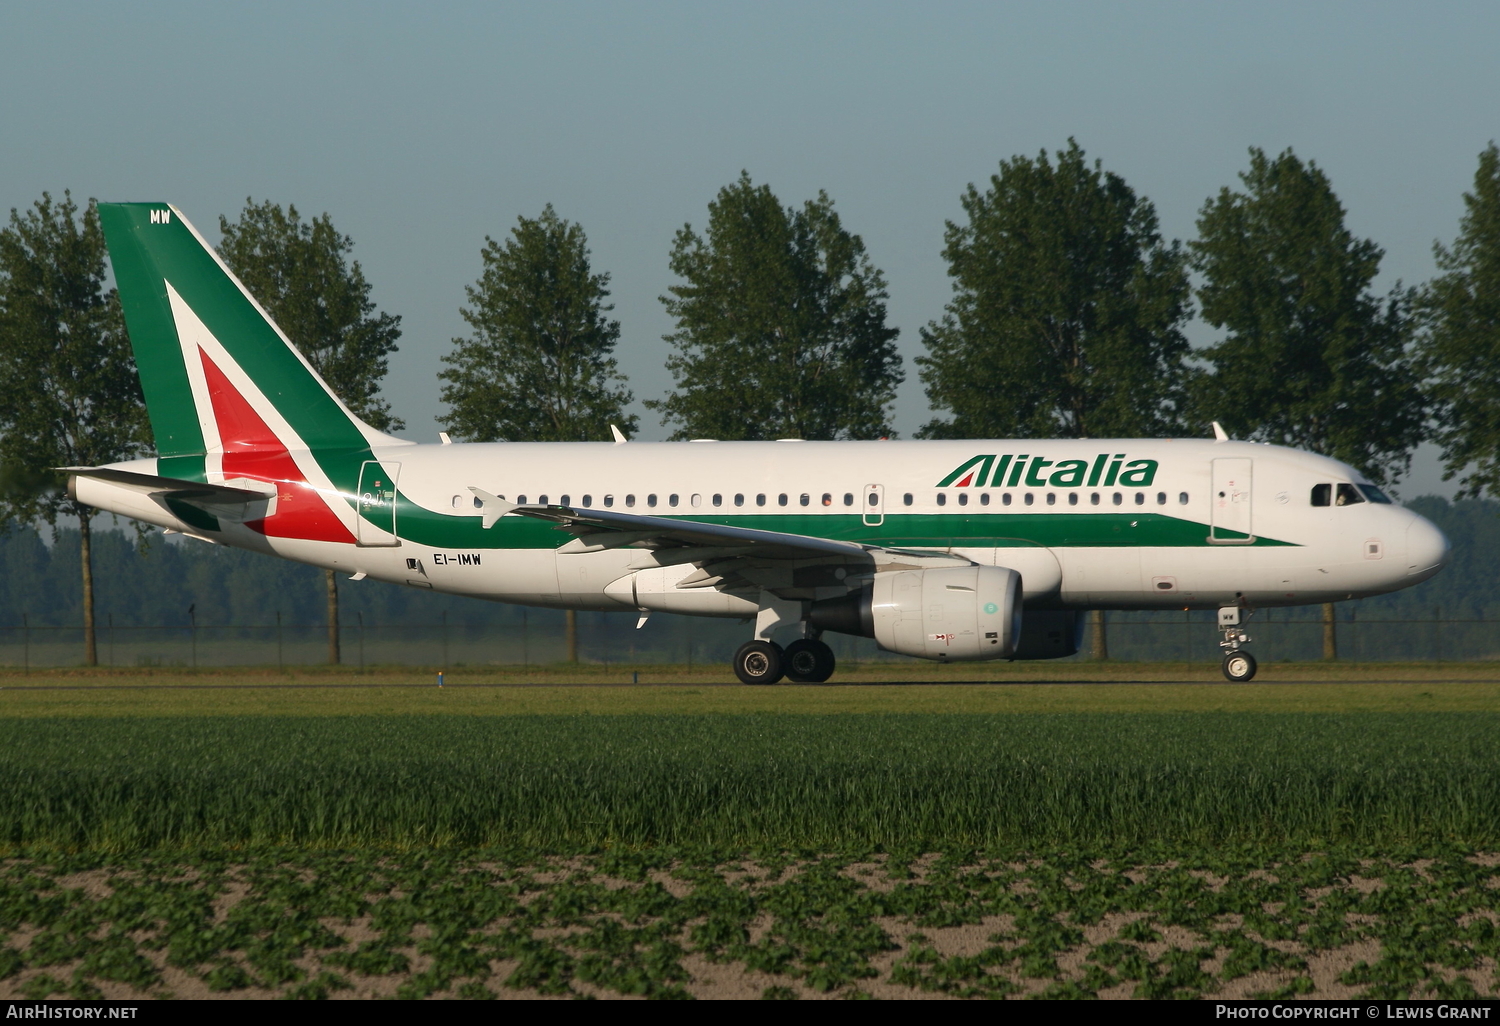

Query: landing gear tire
left=783, top=639, right=836, bottom=683
left=733, top=640, right=785, bottom=685
left=1222, top=650, right=1258, bottom=682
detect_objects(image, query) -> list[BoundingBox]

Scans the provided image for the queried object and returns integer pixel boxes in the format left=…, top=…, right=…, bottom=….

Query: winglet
left=467, top=486, right=518, bottom=529
left=1211, top=421, right=1230, bottom=442
left=610, top=424, right=628, bottom=444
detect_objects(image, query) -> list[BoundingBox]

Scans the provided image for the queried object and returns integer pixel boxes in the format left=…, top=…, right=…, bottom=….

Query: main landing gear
left=1218, top=605, right=1258, bottom=682
left=731, top=637, right=836, bottom=685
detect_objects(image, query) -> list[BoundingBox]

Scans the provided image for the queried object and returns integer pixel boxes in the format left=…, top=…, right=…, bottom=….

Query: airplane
left=68, top=203, right=1450, bottom=684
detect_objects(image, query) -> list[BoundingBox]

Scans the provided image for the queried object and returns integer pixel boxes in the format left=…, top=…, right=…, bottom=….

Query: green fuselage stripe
left=385, top=501, right=1293, bottom=550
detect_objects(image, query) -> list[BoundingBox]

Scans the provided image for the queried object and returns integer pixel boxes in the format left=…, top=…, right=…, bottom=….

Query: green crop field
left=2, top=674, right=1498, bottom=999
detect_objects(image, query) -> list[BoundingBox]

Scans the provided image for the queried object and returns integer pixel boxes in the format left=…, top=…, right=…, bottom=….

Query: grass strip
left=1, top=713, right=1498, bottom=850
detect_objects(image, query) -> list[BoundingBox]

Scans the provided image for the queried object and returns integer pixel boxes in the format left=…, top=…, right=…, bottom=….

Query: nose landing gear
left=1218, top=605, right=1258, bottom=682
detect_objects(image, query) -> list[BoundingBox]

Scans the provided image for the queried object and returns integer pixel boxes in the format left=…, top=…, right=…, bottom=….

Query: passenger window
left=1156, top=492, right=1166, bottom=505
left=582, top=494, right=592, bottom=507
left=625, top=494, right=635, bottom=507
left=1335, top=483, right=1365, bottom=506
left=1068, top=493, right=1078, bottom=506
left=937, top=493, right=947, bottom=506
left=517, top=495, right=527, bottom=505
left=691, top=494, right=701, bottom=507
left=821, top=493, right=832, bottom=506
left=1112, top=492, right=1122, bottom=506
left=1024, top=493, right=1034, bottom=506
left=1090, top=492, right=1100, bottom=505
left=1311, top=484, right=1331, bottom=507
left=1046, top=493, right=1056, bottom=505
left=668, top=494, right=678, bottom=507
left=1002, top=493, right=1012, bottom=506
left=1178, top=492, right=1188, bottom=505
left=711, top=493, right=722, bottom=507
left=800, top=493, right=810, bottom=506
left=646, top=494, right=656, bottom=507
left=777, top=493, right=787, bottom=506
left=903, top=493, right=913, bottom=506
left=539, top=495, right=549, bottom=505
left=980, top=493, right=990, bottom=506
left=756, top=493, right=766, bottom=506
left=560, top=495, right=570, bottom=506
left=1359, top=484, right=1393, bottom=504
left=844, top=493, right=854, bottom=506
left=603, top=495, right=613, bottom=508
left=451, top=495, right=463, bottom=509
left=1135, top=492, right=1144, bottom=505
left=734, top=494, right=744, bottom=507
left=958, top=493, right=968, bottom=506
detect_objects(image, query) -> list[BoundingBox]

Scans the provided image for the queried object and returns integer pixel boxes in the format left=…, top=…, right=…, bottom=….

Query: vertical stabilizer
left=97, top=204, right=404, bottom=471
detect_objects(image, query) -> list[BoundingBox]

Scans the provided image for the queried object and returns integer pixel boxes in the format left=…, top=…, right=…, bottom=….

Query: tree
left=0, top=192, right=150, bottom=665
left=1191, top=148, right=1427, bottom=659
left=917, top=139, right=1192, bottom=442
left=1191, top=148, right=1425, bottom=485
left=1421, top=142, right=1500, bottom=498
left=647, top=173, right=903, bottom=440
left=917, top=141, right=1192, bottom=658
left=218, top=199, right=405, bottom=665
left=440, top=205, right=635, bottom=661
left=439, top=205, right=635, bottom=444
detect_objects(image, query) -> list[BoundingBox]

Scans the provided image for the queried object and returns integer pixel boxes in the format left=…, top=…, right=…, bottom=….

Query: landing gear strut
left=1218, top=605, right=1258, bottom=682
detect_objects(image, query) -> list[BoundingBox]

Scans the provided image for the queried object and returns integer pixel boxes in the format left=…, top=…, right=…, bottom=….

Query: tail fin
left=98, top=204, right=404, bottom=474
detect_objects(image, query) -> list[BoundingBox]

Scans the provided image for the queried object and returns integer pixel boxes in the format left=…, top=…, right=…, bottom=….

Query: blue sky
left=3, top=0, right=1496, bottom=496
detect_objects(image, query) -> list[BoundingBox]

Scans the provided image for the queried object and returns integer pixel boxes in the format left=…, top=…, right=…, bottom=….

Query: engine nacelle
left=861, top=565, right=1022, bottom=661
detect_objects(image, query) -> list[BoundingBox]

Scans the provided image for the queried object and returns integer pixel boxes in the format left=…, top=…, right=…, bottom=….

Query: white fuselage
left=75, top=438, right=1449, bottom=618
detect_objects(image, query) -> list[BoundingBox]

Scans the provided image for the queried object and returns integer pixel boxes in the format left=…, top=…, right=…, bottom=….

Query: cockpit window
left=1311, top=483, right=1330, bottom=507
left=1359, top=484, right=1393, bottom=504
left=1335, top=483, right=1365, bottom=506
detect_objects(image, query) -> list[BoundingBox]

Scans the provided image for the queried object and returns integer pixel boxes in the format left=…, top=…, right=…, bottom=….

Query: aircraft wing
left=470, top=489, right=971, bottom=596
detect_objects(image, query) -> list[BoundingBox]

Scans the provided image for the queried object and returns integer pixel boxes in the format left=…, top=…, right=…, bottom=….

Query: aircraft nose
left=1405, top=515, right=1449, bottom=582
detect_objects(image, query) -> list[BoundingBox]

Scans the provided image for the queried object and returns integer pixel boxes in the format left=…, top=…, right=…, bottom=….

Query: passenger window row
left=451, top=491, right=1190, bottom=511
left=913, top=491, right=1188, bottom=508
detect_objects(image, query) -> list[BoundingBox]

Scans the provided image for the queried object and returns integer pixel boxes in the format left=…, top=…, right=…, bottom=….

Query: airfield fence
left=0, top=611, right=1495, bottom=668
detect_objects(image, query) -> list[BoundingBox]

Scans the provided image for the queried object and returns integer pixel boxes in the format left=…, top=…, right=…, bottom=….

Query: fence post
left=109, top=612, right=114, bottom=667
left=22, top=612, right=28, bottom=675
left=358, top=611, right=365, bottom=670
left=522, top=607, right=529, bottom=669
left=1434, top=606, right=1442, bottom=663
left=1322, top=602, right=1338, bottom=660
left=1089, top=610, right=1108, bottom=660
left=442, top=610, right=449, bottom=670
left=189, top=604, right=197, bottom=669
left=276, top=610, right=283, bottom=672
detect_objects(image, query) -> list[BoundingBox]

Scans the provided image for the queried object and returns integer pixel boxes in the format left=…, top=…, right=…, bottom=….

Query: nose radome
left=1405, top=515, right=1449, bottom=581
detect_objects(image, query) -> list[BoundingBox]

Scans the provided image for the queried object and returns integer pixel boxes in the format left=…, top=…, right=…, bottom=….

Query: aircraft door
left=1210, top=458, right=1253, bottom=544
left=863, top=484, right=884, bottom=527
left=356, top=460, right=401, bottom=546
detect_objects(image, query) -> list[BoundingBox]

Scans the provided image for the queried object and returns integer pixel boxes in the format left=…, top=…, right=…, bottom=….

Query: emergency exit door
left=1210, top=458, right=1253, bottom=544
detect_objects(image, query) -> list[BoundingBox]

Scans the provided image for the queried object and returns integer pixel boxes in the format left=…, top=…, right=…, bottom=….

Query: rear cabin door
left=356, top=460, right=401, bottom=546
left=1210, top=457, right=1253, bottom=544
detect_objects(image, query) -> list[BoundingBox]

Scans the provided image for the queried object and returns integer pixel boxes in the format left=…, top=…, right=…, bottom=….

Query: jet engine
left=809, top=565, right=1022, bottom=661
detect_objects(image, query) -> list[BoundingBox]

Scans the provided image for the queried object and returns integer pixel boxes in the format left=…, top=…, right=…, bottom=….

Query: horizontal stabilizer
left=63, top=466, right=278, bottom=526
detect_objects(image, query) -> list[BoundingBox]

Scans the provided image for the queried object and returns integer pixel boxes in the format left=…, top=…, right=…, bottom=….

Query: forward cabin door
left=863, top=484, right=885, bottom=527
left=356, top=460, right=401, bottom=546
left=1210, top=458, right=1253, bottom=544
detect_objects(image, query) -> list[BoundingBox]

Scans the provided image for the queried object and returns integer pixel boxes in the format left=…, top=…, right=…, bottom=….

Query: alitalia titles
left=937, top=454, right=1160, bottom=489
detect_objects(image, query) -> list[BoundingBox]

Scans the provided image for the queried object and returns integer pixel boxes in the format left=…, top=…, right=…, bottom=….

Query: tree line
left=2, top=141, right=1499, bottom=663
